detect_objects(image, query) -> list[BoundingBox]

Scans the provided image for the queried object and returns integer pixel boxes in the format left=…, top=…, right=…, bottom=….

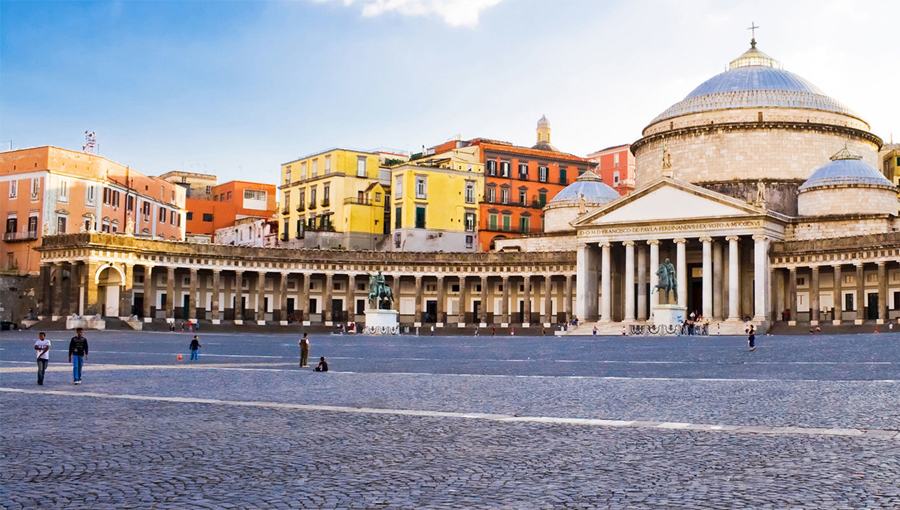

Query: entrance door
left=287, top=298, right=295, bottom=316
left=473, top=301, right=481, bottom=323
left=105, top=286, right=120, bottom=317
left=517, top=300, right=524, bottom=324
left=867, top=293, right=878, bottom=320
left=134, top=295, right=144, bottom=318
left=426, top=300, right=437, bottom=323
left=332, top=299, right=343, bottom=322
left=183, top=295, right=190, bottom=319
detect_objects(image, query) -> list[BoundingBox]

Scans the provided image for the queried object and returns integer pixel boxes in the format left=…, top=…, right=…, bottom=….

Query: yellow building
left=279, top=148, right=397, bottom=250
left=879, top=144, right=900, bottom=187
left=391, top=144, right=483, bottom=252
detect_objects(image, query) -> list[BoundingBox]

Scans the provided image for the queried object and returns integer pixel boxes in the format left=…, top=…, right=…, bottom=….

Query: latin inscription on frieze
left=578, top=220, right=762, bottom=237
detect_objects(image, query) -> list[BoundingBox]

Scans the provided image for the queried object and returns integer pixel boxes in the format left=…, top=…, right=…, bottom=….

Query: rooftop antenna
left=747, top=22, right=759, bottom=48
left=83, top=131, right=99, bottom=155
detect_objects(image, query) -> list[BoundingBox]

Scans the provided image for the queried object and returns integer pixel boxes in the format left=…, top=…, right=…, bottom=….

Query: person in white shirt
left=34, top=332, right=50, bottom=385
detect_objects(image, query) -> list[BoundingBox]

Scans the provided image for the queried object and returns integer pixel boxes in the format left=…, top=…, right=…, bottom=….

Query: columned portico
left=727, top=236, right=740, bottom=321
left=648, top=240, right=659, bottom=308
left=674, top=238, right=687, bottom=309
left=700, top=237, right=712, bottom=318
left=599, top=241, right=612, bottom=322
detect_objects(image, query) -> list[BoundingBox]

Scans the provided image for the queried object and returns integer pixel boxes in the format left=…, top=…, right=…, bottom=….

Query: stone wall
left=494, top=234, right=577, bottom=253
left=633, top=122, right=879, bottom=190
left=0, top=274, right=40, bottom=323
left=701, top=180, right=803, bottom=216
left=798, top=186, right=900, bottom=217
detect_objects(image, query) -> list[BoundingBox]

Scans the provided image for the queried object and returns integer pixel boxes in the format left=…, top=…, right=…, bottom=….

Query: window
left=518, top=190, right=527, bottom=205
left=158, top=208, right=167, bottom=223
left=103, top=187, right=111, bottom=205
left=57, top=216, right=66, bottom=234
left=226, top=191, right=232, bottom=200
left=464, top=212, right=475, bottom=231
left=285, top=165, right=292, bottom=184
left=358, top=190, right=365, bottom=202
left=126, top=195, right=134, bottom=211
left=312, top=159, right=318, bottom=177
left=310, top=187, right=317, bottom=206
left=500, top=188, right=509, bottom=204
left=142, top=201, right=151, bottom=217
left=298, top=189, right=305, bottom=209
left=465, top=235, right=474, bottom=249
left=519, top=216, right=530, bottom=233
left=357, top=156, right=367, bottom=177
left=8, top=180, right=17, bottom=198
left=284, top=191, right=291, bottom=211
left=59, top=180, right=68, bottom=202
left=113, top=190, right=120, bottom=208
left=296, top=218, right=304, bottom=238
left=102, top=218, right=111, bottom=233
left=415, top=176, right=427, bottom=199
left=559, top=168, right=567, bottom=184
left=171, top=211, right=177, bottom=226
left=244, top=189, right=267, bottom=201
left=502, top=214, right=511, bottom=231
left=487, top=186, right=496, bottom=203
left=325, top=155, right=331, bottom=174
left=538, top=191, right=547, bottom=207
left=186, top=212, right=194, bottom=221
left=538, top=166, right=548, bottom=183
left=301, top=161, right=308, bottom=179
left=111, top=220, right=119, bottom=233
left=518, top=164, right=528, bottom=179
left=487, top=160, right=497, bottom=176
left=395, top=207, right=402, bottom=229
left=395, top=176, right=403, bottom=199
left=614, top=153, right=620, bottom=167
left=322, top=183, right=330, bottom=206
left=375, top=192, right=382, bottom=203
left=500, top=161, right=510, bottom=177
left=394, top=232, right=401, bottom=248
left=27, top=215, right=38, bottom=234
left=866, top=273, right=878, bottom=283
left=202, top=213, right=213, bottom=222
left=5, top=215, right=17, bottom=234
left=86, top=185, right=95, bottom=204
left=488, top=213, right=497, bottom=230
left=415, top=205, right=426, bottom=229
left=613, top=171, right=620, bottom=186
left=846, top=294, right=855, bottom=312
left=465, top=182, right=475, bottom=203
left=31, top=178, right=40, bottom=198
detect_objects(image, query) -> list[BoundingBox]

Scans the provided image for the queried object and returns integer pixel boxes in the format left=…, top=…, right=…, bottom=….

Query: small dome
left=549, top=171, right=620, bottom=203
left=799, top=147, right=894, bottom=191
left=537, top=114, right=551, bottom=129
left=648, top=44, right=860, bottom=126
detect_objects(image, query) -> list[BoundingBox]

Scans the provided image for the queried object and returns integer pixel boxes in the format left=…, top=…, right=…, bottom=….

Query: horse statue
left=367, top=270, right=394, bottom=310
left=652, top=258, right=677, bottom=304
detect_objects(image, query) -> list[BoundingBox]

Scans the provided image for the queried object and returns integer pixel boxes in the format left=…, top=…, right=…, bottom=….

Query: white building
left=214, top=217, right=278, bottom=248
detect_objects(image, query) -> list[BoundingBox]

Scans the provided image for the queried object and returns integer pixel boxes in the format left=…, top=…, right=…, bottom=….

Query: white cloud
left=320, top=0, right=505, bottom=27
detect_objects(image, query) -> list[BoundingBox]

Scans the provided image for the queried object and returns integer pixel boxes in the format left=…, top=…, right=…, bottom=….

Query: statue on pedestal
left=125, top=219, right=135, bottom=236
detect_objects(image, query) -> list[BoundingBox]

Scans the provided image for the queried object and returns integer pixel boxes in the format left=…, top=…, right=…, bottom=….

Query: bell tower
left=536, top=115, right=551, bottom=144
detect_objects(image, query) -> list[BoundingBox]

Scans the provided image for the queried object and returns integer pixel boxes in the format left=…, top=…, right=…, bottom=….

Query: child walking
left=189, top=335, right=201, bottom=361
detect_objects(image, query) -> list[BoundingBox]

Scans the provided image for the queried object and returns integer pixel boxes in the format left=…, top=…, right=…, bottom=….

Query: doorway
left=426, top=300, right=437, bottom=323
left=332, top=299, right=344, bottom=322
left=473, top=300, right=481, bottom=323
left=867, top=294, right=878, bottom=320
left=134, top=295, right=144, bottom=318
left=182, top=295, right=190, bottom=319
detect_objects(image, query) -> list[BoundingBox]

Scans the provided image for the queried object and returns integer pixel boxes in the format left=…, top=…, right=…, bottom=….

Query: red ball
left=177, top=355, right=182, bottom=360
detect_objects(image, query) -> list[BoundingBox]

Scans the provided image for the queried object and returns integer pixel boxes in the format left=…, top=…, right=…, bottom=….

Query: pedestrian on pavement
left=299, top=333, right=310, bottom=368
left=314, top=356, right=329, bottom=372
left=431, top=325, right=435, bottom=336
left=748, top=325, right=756, bottom=351
left=189, top=335, right=201, bottom=361
left=491, top=327, right=496, bottom=336
left=68, top=328, right=89, bottom=384
left=592, top=326, right=598, bottom=336
left=34, top=332, right=50, bottom=385
left=474, top=327, right=479, bottom=336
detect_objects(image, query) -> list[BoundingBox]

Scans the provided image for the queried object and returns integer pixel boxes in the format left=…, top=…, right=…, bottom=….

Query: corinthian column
left=600, top=241, right=612, bottom=322
left=623, top=241, right=635, bottom=322
left=700, top=237, right=712, bottom=319
left=674, top=238, right=687, bottom=309
left=727, top=236, right=740, bottom=321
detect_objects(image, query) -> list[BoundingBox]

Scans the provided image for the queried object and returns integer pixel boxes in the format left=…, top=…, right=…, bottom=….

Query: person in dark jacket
left=68, top=328, right=89, bottom=384
left=189, top=335, right=201, bottom=361
left=314, top=357, right=328, bottom=372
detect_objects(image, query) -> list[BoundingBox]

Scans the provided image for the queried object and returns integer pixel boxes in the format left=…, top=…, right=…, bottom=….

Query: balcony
left=309, top=201, right=317, bottom=210
left=344, top=197, right=373, bottom=206
left=281, top=207, right=291, bottom=216
left=3, top=231, right=39, bottom=242
left=480, top=225, right=544, bottom=235
left=321, top=199, right=330, bottom=208
left=296, top=204, right=306, bottom=212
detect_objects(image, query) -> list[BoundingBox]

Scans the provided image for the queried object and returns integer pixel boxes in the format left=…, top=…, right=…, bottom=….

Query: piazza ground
left=1, top=330, right=898, bottom=509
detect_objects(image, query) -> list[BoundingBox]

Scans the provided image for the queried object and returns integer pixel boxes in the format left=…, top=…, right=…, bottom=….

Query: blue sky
left=2, top=0, right=898, bottom=184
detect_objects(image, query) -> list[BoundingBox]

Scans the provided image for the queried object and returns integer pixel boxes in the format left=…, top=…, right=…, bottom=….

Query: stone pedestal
left=66, top=315, right=106, bottom=330
left=651, top=304, right=687, bottom=326
left=364, top=309, right=399, bottom=335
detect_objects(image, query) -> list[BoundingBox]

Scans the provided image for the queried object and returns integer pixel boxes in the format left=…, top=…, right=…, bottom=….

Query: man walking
left=34, top=332, right=50, bottom=385
left=68, top=328, right=89, bottom=384
left=299, top=333, right=310, bottom=368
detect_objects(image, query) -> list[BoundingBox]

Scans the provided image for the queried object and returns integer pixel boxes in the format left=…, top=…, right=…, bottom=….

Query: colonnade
left=578, top=234, right=770, bottom=323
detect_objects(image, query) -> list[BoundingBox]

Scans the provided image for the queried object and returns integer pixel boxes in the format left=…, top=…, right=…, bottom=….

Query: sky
left=2, top=0, right=898, bottom=185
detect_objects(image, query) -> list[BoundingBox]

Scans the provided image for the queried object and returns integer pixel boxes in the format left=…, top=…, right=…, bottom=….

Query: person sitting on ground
left=314, top=356, right=329, bottom=372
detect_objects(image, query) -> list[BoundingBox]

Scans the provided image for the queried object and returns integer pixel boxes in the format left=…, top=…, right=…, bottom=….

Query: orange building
left=586, top=144, right=635, bottom=195
left=473, top=116, right=595, bottom=250
left=0, top=146, right=186, bottom=275
left=184, top=180, right=277, bottom=239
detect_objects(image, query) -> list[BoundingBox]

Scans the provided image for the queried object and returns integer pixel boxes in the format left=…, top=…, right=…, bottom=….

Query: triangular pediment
left=574, top=178, right=764, bottom=227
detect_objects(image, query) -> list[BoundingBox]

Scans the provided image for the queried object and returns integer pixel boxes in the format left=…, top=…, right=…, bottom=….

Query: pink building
left=586, top=144, right=635, bottom=196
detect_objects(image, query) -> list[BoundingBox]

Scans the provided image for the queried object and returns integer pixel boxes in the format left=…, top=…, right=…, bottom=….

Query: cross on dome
left=747, top=21, right=759, bottom=47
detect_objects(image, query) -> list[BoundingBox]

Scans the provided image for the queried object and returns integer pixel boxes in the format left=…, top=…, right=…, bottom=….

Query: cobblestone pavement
left=1, top=331, right=898, bottom=508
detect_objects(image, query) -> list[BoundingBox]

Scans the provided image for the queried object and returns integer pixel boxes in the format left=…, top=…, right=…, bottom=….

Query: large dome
left=649, top=44, right=860, bottom=125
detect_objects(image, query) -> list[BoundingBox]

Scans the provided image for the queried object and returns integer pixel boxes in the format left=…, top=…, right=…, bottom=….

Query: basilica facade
left=499, top=40, right=900, bottom=334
